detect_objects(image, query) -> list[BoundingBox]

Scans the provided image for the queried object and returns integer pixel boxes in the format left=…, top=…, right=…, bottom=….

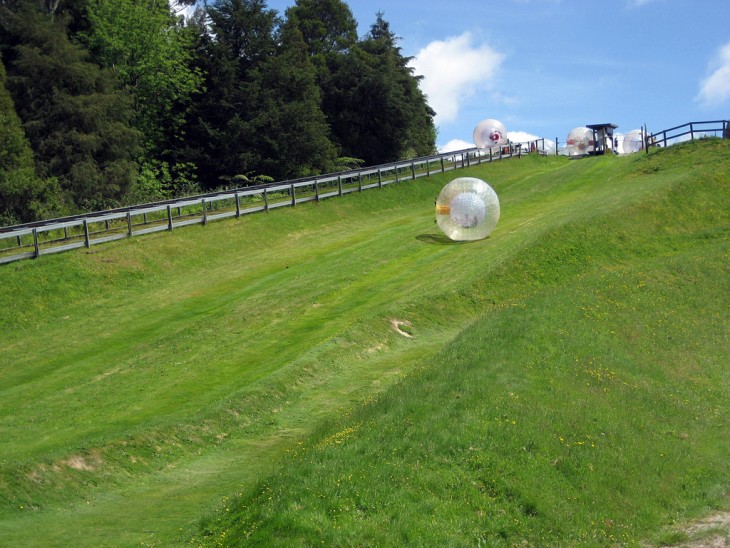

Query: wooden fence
left=646, top=120, right=729, bottom=151
left=0, top=140, right=544, bottom=265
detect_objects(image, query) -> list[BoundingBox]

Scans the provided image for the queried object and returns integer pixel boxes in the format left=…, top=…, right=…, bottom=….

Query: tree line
left=0, top=0, right=436, bottom=225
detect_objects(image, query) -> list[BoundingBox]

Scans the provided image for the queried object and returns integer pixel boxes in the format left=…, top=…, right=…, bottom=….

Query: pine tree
left=178, top=0, right=280, bottom=188
left=0, top=0, right=141, bottom=212
left=0, top=50, right=62, bottom=224
left=320, top=11, right=436, bottom=165
left=250, top=19, right=338, bottom=179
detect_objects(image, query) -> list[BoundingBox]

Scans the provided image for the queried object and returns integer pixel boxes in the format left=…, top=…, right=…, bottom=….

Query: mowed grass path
left=1, top=141, right=728, bottom=545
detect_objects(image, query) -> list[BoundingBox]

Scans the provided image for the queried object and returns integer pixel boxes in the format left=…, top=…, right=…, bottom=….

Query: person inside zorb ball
left=473, top=118, right=508, bottom=149
left=435, top=177, right=500, bottom=241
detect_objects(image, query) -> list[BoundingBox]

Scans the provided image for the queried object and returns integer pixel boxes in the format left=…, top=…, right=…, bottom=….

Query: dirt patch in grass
left=64, top=451, right=103, bottom=472
left=660, top=512, right=730, bottom=547
left=389, top=318, right=413, bottom=338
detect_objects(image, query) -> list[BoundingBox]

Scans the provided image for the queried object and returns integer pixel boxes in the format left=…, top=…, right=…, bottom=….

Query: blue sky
left=264, top=0, right=730, bottom=152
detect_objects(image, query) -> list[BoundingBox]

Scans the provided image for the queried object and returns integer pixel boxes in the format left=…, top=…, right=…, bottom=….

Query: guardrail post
left=291, top=184, right=296, bottom=206
left=378, top=169, right=382, bottom=188
left=411, top=162, right=416, bottom=180
left=83, top=219, right=90, bottom=248
left=338, top=175, right=343, bottom=196
left=314, top=179, right=319, bottom=202
left=33, top=228, right=40, bottom=258
left=167, top=205, right=173, bottom=231
left=127, top=211, right=132, bottom=235
left=358, top=173, right=362, bottom=192
left=689, top=122, right=694, bottom=141
left=395, top=166, right=400, bottom=182
left=202, top=198, right=208, bottom=225
left=264, top=188, right=269, bottom=211
left=440, top=158, right=445, bottom=172
left=235, top=193, right=241, bottom=217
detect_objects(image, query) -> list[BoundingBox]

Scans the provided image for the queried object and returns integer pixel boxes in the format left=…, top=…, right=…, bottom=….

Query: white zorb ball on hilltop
left=473, top=119, right=507, bottom=149
left=435, top=177, right=500, bottom=241
left=623, top=129, right=644, bottom=154
left=566, top=127, right=594, bottom=156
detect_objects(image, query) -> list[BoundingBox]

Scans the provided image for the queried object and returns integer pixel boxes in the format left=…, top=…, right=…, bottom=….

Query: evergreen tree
left=321, top=12, right=436, bottom=165
left=285, top=0, right=357, bottom=58
left=251, top=19, right=338, bottom=179
left=179, top=0, right=282, bottom=188
left=360, top=12, right=436, bottom=160
left=0, top=0, right=141, bottom=212
left=0, top=51, right=61, bottom=224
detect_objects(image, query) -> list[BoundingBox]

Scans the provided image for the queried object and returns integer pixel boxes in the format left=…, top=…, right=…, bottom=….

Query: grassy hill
left=0, top=140, right=728, bottom=546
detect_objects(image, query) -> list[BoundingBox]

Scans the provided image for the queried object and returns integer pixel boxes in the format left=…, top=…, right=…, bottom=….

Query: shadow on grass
left=416, top=233, right=485, bottom=245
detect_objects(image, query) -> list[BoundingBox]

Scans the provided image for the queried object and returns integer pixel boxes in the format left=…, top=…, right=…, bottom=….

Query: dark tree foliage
left=0, top=0, right=437, bottom=219
left=0, top=51, right=62, bottom=224
left=314, top=11, right=436, bottom=165
left=0, top=0, right=141, bottom=212
left=362, top=13, right=437, bottom=160
left=285, top=0, right=357, bottom=57
left=250, top=19, right=338, bottom=179
left=178, top=0, right=281, bottom=188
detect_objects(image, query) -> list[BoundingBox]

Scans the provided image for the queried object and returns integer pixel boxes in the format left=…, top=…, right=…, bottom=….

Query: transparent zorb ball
left=473, top=119, right=508, bottom=150
left=435, top=177, right=500, bottom=241
left=622, top=130, right=644, bottom=154
left=566, top=127, right=594, bottom=156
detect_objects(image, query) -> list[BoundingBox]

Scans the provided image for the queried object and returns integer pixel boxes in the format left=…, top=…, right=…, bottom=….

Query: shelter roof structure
left=586, top=123, right=618, bottom=155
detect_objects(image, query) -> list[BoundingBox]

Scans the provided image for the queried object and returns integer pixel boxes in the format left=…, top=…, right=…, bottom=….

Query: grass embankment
left=0, top=140, right=728, bottom=546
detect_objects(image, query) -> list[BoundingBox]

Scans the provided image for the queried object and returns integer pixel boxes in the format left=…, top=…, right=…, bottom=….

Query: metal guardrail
left=0, top=140, right=545, bottom=265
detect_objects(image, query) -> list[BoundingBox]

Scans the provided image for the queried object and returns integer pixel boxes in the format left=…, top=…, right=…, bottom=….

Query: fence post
left=83, top=219, right=90, bottom=248
left=440, top=158, right=445, bottom=173
left=411, top=162, right=416, bottom=180
left=202, top=199, right=208, bottom=225
left=127, top=211, right=132, bottom=236
left=291, top=184, right=296, bottom=206
left=314, top=179, right=319, bottom=202
left=427, top=160, right=431, bottom=176
left=264, top=189, right=269, bottom=211
left=689, top=122, right=694, bottom=141
left=33, top=228, right=40, bottom=258
left=358, top=173, right=362, bottom=192
left=395, top=166, right=400, bottom=183
left=555, top=138, right=558, bottom=155
left=235, top=193, right=241, bottom=217
left=167, top=205, right=174, bottom=231
left=378, top=169, right=382, bottom=188
left=338, top=175, right=343, bottom=196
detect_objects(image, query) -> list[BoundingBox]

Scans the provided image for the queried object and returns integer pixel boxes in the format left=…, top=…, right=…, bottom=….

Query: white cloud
left=438, top=139, right=474, bottom=154
left=409, top=33, right=505, bottom=125
left=508, top=131, right=540, bottom=143
left=697, top=41, right=730, bottom=107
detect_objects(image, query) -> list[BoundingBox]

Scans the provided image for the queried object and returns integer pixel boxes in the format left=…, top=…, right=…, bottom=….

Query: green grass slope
left=0, top=140, right=728, bottom=546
